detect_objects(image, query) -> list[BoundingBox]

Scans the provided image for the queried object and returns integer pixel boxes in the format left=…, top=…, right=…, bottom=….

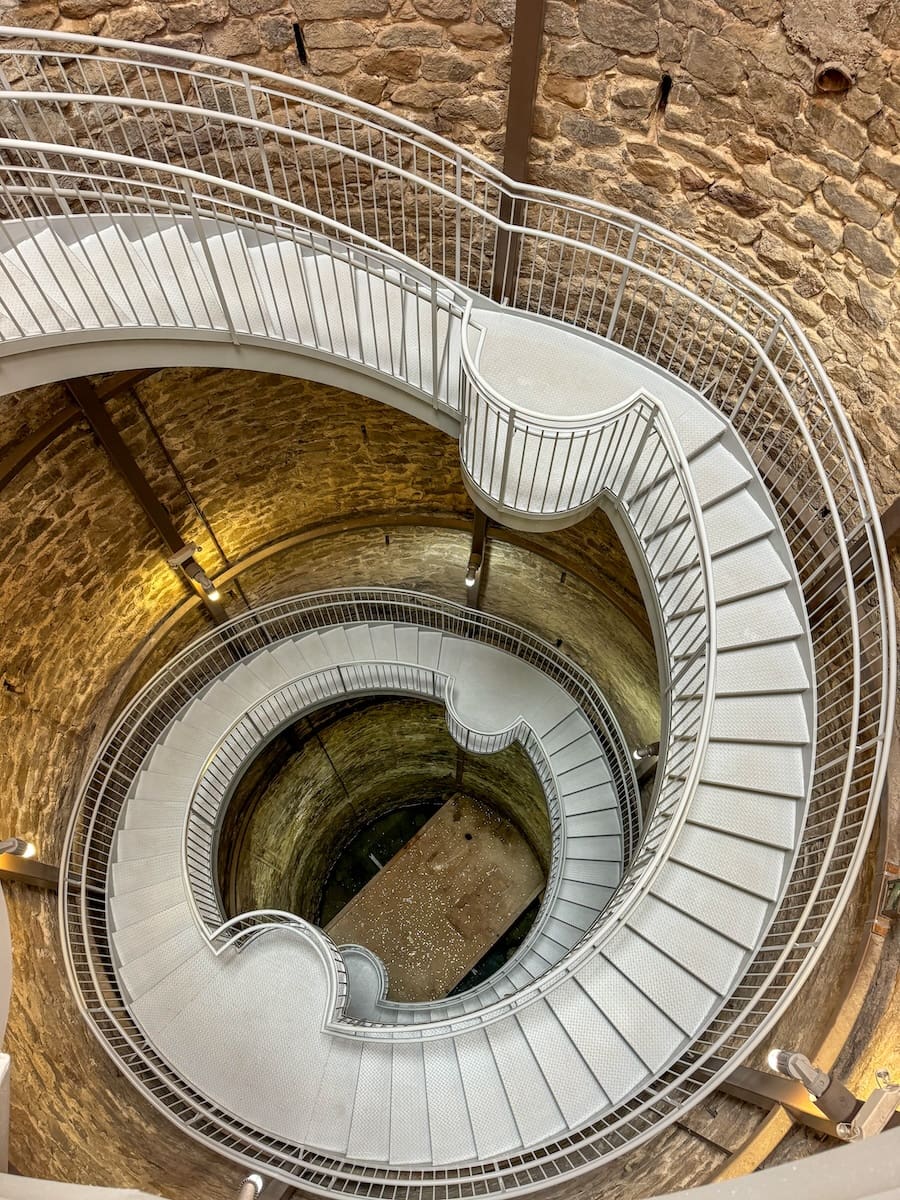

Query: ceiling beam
left=63, top=376, right=227, bottom=624
left=0, top=370, right=161, bottom=494
left=0, top=403, right=79, bottom=491
left=492, top=0, right=546, bottom=303
left=881, top=496, right=900, bottom=551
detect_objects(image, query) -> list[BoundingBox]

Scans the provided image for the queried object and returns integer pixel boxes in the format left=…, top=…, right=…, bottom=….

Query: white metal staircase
left=0, top=26, right=894, bottom=1199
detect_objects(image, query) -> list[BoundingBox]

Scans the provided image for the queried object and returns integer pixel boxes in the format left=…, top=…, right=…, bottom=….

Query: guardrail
left=2, top=25, right=893, bottom=1196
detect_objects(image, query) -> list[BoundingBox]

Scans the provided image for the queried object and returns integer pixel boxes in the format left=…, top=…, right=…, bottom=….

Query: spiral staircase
left=0, top=25, right=895, bottom=1198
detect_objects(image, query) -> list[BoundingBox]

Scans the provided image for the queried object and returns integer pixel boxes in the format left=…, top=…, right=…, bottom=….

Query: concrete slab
left=326, top=794, right=544, bottom=1001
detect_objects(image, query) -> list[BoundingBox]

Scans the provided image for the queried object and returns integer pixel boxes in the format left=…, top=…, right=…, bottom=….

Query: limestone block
left=770, top=153, right=827, bottom=193
left=822, top=178, right=881, bottom=229
left=559, top=111, right=622, bottom=147
left=58, top=0, right=128, bottom=16
left=420, top=50, right=479, bottom=81
left=843, top=223, right=897, bottom=275
left=438, top=94, right=503, bottom=129
left=361, top=49, right=422, bottom=79
left=708, top=182, right=770, bottom=218
left=447, top=20, right=507, bottom=48
left=377, top=23, right=444, bottom=47
left=295, top=0, right=388, bottom=17
left=166, top=0, right=228, bottom=33
left=543, top=74, right=589, bottom=107
left=547, top=40, right=617, bottom=76
left=203, top=17, right=261, bottom=56
left=412, top=0, right=469, bottom=18
left=682, top=30, right=745, bottom=93
left=303, top=20, right=372, bottom=48
left=545, top=1, right=579, bottom=38
left=579, top=0, right=660, bottom=53
left=102, top=4, right=165, bottom=40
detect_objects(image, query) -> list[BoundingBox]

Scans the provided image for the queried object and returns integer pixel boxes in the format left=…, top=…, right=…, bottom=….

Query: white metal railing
left=0, top=26, right=891, bottom=1196
left=183, top=659, right=574, bottom=1024
left=60, top=591, right=641, bottom=1171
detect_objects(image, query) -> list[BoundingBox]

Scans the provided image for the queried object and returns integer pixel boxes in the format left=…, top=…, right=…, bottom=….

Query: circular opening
left=217, top=696, right=552, bottom=1002
left=814, top=62, right=854, bottom=93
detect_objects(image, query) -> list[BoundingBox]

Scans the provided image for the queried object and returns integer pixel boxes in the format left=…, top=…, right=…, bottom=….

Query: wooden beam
left=94, top=367, right=161, bottom=402
left=492, top=0, right=546, bottom=303
left=465, top=507, right=489, bottom=609
left=882, top=496, right=900, bottom=551
left=0, top=404, right=79, bottom=491
left=63, top=376, right=227, bottom=624
left=0, top=370, right=160, bottom=494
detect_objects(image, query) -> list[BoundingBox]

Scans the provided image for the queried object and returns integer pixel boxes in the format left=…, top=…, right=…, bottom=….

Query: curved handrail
left=180, top=657, right=576, bottom=1025
left=0, top=25, right=888, bottom=1193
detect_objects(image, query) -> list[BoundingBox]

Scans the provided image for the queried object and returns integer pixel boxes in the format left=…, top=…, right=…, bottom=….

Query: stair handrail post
left=179, top=178, right=241, bottom=346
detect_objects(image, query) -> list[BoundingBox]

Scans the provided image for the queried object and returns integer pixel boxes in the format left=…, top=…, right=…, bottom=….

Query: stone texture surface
left=0, top=0, right=509, bottom=160
left=532, top=0, right=900, bottom=509
left=221, top=697, right=553, bottom=923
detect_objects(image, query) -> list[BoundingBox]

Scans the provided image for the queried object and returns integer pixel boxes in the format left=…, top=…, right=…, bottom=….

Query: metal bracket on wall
left=0, top=854, right=58, bottom=891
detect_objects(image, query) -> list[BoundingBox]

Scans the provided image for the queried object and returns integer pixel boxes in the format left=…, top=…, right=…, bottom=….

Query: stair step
left=700, top=741, right=806, bottom=799
left=712, top=536, right=791, bottom=603
left=485, top=1011, right=567, bottom=1146
left=111, top=900, right=194, bottom=966
left=709, top=693, right=809, bottom=745
left=603, top=927, right=719, bottom=1037
left=347, top=1042, right=394, bottom=1161
left=119, top=924, right=204, bottom=1002
left=110, top=852, right=181, bottom=895
left=671, top=824, right=786, bottom=903
left=715, top=640, right=809, bottom=696
left=455, top=1027, right=522, bottom=1157
left=562, top=859, right=620, bottom=888
left=560, top=782, right=617, bottom=816
left=515, top=1002, right=601, bottom=1126
left=578, top=953, right=684, bottom=1070
left=703, top=489, right=775, bottom=556
left=652, top=860, right=770, bottom=952
left=689, top=783, right=798, bottom=849
left=110, top=876, right=186, bottom=930
left=121, top=800, right=186, bottom=830
left=558, top=878, right=615, bottom=910
left=370, top=624, right=399, bottom=662
left=320, top=626, right=354, bottom=664
left=394, top=624, right=420, bottom=664
left=390, top=1043, right=431, bottom=1164
left=345, top=623, right=376, bottom=662
left=565, top=810, right=620, bottom=838
left=626, top=894, right=746, bottom=995
left=422, top=1038, right=477, bottom=1164
left=115, top=826, right=182, bottom=862
left=416, top=629, right=443, bottom=671
left=546, top=979, right=642, bottom=1104
left=717, top=589, right=803, bottom=651
left=304, top=1038, right=364, bottom=1156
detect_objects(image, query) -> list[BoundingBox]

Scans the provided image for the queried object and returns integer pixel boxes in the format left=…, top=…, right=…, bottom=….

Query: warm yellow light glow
left=21, top=841, right=36, bottom=859
left=207, top=589, right=221, bottom=602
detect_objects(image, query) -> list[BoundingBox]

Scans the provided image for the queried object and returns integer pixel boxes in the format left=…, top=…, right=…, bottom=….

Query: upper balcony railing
left=2, top=26, right=894, bottom=1196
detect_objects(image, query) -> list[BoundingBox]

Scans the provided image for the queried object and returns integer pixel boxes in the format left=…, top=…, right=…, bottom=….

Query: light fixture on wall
left=767, top=1048, right=900, bottom=1140
left=167, top=543, right=222, bottom=602
left=0, top=838, right=36, bottom=858
left=465, top=565, right=478, bottom=588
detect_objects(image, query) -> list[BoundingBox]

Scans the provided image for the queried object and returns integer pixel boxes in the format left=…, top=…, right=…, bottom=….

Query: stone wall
left=533, top=0, right=899, bottom=506
left=1, top=0, right=512, bottom=160
left=221, top=697, right=551, bottom=921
